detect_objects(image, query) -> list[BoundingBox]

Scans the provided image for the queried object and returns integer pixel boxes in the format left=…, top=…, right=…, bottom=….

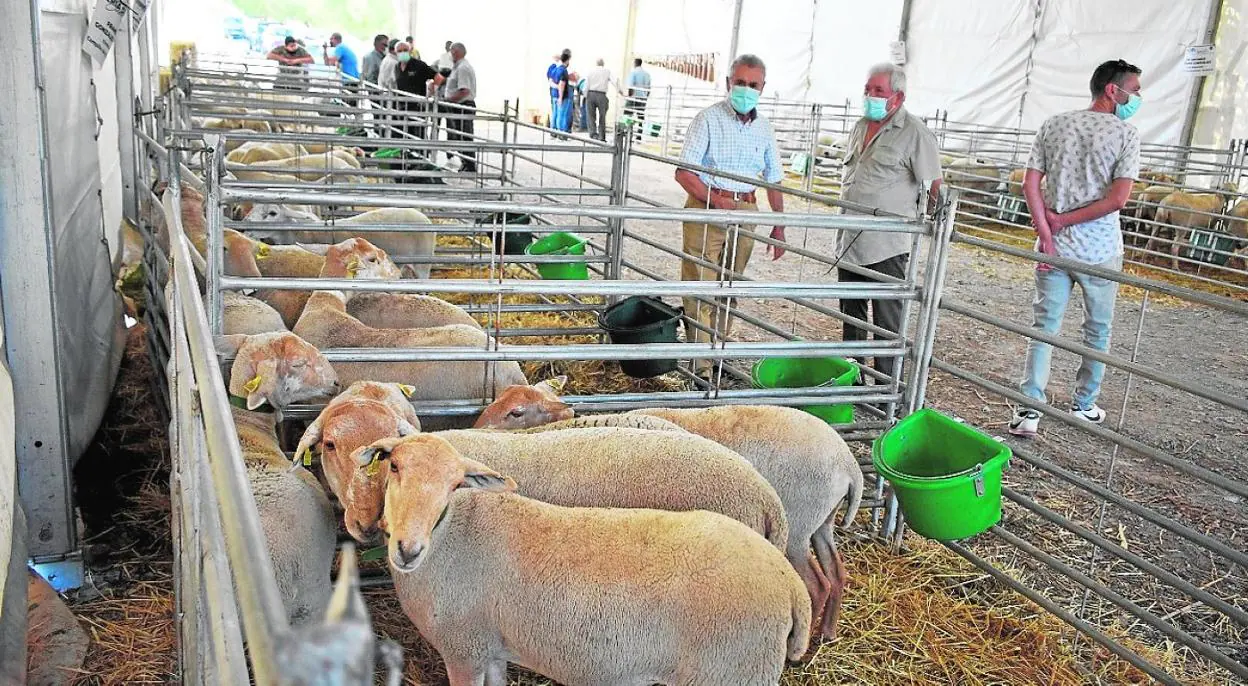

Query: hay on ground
left=69, top=576, right=177, bottom=685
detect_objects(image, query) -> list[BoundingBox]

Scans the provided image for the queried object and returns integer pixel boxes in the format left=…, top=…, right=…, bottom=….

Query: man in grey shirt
left=444, top=42, right=478, bottom=173
left=362, top=34, right=388, bottom=84
left=839, top=63, right=942, bottom=380
left=1009, top=59, right=1142, bottom=437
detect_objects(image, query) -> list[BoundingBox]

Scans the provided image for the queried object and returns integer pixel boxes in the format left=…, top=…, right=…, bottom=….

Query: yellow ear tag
left=366, top=456, right=381, bottom=476
left=398, top=384, right=416, bottom=398
left=254, top=243, right=270, bottom=260
left=243, top=375, right=263, bottom=393
left=346, top=256, right=360, bottom=278
left=300, top=446, right=313, bottom=467
left=548, top=377, right=567, bottom=394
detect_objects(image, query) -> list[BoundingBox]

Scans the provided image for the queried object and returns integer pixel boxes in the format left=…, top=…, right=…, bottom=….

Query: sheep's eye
left=290, top=360, right=307, bottom=369
left=389, top=461, right=399, bottom=474
left=323, top=440, right=335, bottom=452
left=508, top=407, right=526, bottom=417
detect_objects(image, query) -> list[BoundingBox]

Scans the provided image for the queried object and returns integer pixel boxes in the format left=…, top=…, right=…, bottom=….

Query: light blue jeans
left=1020, top=255, right=1121, bottom=410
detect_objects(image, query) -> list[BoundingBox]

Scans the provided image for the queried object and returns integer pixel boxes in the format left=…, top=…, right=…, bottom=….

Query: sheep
left=227, top=141, right=307, bottom=164
left=1225, top=199, right=1248, bottom=241
left=244, top=205, right=439, bottom=280
left=234, top=154, right=364, bottom=182
left=1138, top=170, right=1177, bottom=186
left=1148, top=183, right=1237, bottom=270
left=474, top=382, right=863, bottom=642
left=343, top=292, right=480, bottom=331
left=1123, top=184, right=1174, bottom=247
left=217, top=331, right=340, bottom=627
left=375, top=434, right=811, bottom=686
left=343, top=427, right=788, bottom=553
left=223, top=291, right=287, bottom=335
left=291, top=291, right=527, bottom=413
left=943, top=157, right=1002, bottom=223
left=293, top=381, right=422, bottom=500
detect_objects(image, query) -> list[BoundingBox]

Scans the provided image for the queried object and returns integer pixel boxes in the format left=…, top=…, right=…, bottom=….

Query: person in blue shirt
left=546, top=53, right=562, bottom=125
left=323, top=32, right=360, bottom=81
left=625, top=58, right=652, bottom=142
left=551, top=49, right=573, bottom=134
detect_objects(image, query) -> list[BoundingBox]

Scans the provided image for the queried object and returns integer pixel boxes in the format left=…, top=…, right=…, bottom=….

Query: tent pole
left=728, top=0, right=744, bottom=61
left=116, top=18, right=139, bottom=224
left=898, top=0, right=914, bottom=42
left=622, top=0, right=638, bottom=86
left=1180, top=0, right=1225, bottom=149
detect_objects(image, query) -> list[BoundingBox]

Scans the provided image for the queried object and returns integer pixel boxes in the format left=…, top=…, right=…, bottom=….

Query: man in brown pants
left=674, top=54, right=787, bottom=378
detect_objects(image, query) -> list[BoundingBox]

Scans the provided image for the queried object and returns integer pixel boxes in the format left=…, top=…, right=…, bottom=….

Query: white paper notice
left=889, top=41, right=907, bottom=66
left=82, top=0, right=147, bottom=66
left=1181, top=44, right=1215, bottom=76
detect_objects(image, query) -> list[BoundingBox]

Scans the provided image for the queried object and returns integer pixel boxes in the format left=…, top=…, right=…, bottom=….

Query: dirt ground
left=497, top=125, right=1248, bottom=680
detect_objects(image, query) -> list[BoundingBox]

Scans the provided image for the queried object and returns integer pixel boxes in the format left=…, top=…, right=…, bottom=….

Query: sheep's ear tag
left=243, top=375, right=263, bottom=394
left=346, top=256, right=360, bottom=278
left=398, top=384, right=416, bottom=399
left=365, top=456, right=382, bottom=477
left=547, top=376, right=567, bottom=394
left=254, top=243, right=270, bottom=260
left=300, top=446, right=314, bottom=467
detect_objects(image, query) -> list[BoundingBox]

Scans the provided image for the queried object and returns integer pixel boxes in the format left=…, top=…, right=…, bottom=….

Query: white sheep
left=244, top=205, right=438, bottom=280
left=374, top=434, right=812, bottom=685
left=223, top=291, right=287, bottom=335
left=474, top=381, right=864, bottom=642
left=291, top=291, right=528, bottom=412
left=217, top=331, right=341, bottom=626
left=342, top=426, right=789, bottom=552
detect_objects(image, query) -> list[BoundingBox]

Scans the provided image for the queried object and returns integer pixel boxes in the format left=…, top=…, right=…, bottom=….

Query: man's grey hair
left=451, top=42, right=466, bottom=54
left=596, top=58, right=605, bottom=66
left=730, top=54, right=766, bottom=78
left=868, top=63, right=906, bottom=92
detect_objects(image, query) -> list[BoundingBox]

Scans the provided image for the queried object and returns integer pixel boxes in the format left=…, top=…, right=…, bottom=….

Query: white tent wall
left=631, top=0, right=733, bottom=96
left=1193, top=0, right=1248, bottom=147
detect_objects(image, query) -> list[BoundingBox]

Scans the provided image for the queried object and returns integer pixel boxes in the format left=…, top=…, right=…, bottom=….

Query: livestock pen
left=111, top=54, right=1248, bottom=685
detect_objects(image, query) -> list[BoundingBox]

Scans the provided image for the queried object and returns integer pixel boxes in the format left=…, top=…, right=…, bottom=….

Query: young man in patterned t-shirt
left=1009, top=59, right=1142, bottom=437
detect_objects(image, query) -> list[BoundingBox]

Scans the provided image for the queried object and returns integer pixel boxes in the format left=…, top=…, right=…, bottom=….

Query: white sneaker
left=1008, top=408, right=1040, bottom=437
left=1071, top=404, right=1106, bottom=424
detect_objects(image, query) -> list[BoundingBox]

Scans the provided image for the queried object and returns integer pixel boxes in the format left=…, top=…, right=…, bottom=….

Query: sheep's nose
left=395, top=540, right=423, bottom=567
left=355, top=520, right=380, bottom=543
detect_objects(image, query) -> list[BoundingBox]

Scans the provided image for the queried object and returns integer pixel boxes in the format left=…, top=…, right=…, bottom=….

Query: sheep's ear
left=534, top=375, right=567, bottom=396
left=291, top=415, right=325, bottom=470
left=354, top=435, right=408, bottom=471
left=215, top=334, right=248, bottom=358
left=396, top=418, right=419, bottom=437
left=459, top=456, right=516, bottom=492
left=244, top=375, right=267, bottom=410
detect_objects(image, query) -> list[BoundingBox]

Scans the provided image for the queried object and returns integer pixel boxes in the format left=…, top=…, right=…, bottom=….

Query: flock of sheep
left=159, top=126, right=869, bottom=684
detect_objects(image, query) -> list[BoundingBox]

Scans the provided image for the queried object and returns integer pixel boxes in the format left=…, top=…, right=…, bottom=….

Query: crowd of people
left=545, top=50, right=651, bottom=141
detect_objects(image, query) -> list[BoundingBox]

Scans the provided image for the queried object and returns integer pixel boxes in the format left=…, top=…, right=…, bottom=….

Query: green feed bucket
left=872, top=408, right=1011, bottom=541
left=477, top=211, right=534, bottom=256
left=525, top=232, right=588, bottom=280
left=752, top=357, right=859, bottom=425
left=599, top=296, right=683, bottom=378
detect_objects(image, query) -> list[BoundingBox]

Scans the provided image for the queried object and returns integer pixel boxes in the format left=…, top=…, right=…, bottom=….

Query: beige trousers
left=680, top=194, right=757, bottom=366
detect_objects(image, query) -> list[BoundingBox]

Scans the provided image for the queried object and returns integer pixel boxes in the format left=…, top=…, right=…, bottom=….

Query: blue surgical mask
left=1114, top=87, right=1141, bottom=121
left=729, top=85, right=760, bottom=115
left=863, top=96, right=889, bottom=121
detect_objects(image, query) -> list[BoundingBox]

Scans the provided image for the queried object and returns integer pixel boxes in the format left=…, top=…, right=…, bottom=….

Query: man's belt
left=709, top=187, right=756, bottom=204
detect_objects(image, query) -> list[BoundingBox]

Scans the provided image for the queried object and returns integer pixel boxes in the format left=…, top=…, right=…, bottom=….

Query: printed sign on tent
left=1181, top=44, right=1215, bottom=76
left=889, top=41, right=907, bottom=66
left=82, top=0, right=149, bottom=65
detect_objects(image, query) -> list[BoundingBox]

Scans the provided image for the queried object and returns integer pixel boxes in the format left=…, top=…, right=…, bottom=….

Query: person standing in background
left=377, top=38, right=400, bottom=139
left=837, top=63, right=943, bottom=386
left=547, top=53, right=562, bottom=126
left=444, top=42, right=478, bottom=173
left=267, top=36, right=313, bottom=91
left=379, top=38, right=400, bottom=91
left=625, top=57, right=651, bottom=142
left=394, top=42, right=438, bottom=141
left=362, top=33, right=388, bottom=84
left=673, top=54, right=787, bottom=379
left=551, top=49, right=574, bottom=134
left=1008, top=59, right=1142, bottom=437
left=585, top=58, right=616, bottom=141
left=323, top=32, right=360, bottom=81
left=435, top=41, right=455, bottom=75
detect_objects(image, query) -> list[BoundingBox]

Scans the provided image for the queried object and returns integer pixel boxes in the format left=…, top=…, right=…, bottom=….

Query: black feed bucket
left=599, top=296, right=683, bottom=378
left=477, top=211, right=534, bottom=255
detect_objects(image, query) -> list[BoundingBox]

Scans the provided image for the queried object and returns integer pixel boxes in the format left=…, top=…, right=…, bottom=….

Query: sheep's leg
left=811, top=526, right=848, bottom=641
left=786, top=546, right=830, bottom=646
left=483, top=660, right=508, bottom=686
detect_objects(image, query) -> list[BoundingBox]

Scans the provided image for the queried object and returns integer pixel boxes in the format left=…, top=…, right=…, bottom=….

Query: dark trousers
left=839, top=253, right=908, bottom=379
left=587, top=91, right=609, bottom=140
left=447, top=100, right=476, bottom=171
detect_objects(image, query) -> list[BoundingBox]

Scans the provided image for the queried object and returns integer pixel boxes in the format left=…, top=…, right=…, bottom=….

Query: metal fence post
left=205, top=133, right=224, bottom=335
left=661, top=85, right=673, bottom=157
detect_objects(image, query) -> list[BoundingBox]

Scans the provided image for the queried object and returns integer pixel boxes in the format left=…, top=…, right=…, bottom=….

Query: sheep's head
left=222, top=229, right=268, bottom=278
left=356, top=435, right=514, bottom=573
left=472, top=376, right=571, bottom=430
left=217, top=331, right=339, bottom=410
left=321, top=238, right=401, bottom=280
left=245, top=203, right=321, bottom=224
left=296, top=395, right=419, bottom=518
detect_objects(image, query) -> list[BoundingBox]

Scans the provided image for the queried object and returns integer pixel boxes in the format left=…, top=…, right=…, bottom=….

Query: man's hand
left=1044, top=208, right=1066, bottom=233
left=1036, top=230, right=1056, bottom=272
left=767, top=227, right=786, bottom=260
left=709, top=195, right=738, bottom=211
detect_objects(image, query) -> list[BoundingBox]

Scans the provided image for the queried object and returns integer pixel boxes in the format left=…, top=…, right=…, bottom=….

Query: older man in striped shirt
left=674, top=53, right=786, bottom=376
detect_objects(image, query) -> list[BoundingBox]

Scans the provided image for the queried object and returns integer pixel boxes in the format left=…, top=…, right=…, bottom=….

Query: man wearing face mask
left=394, top=42, right=438, bottom=140
left=838, top=64, right=942, bottom=384
left=1008, top=59, right=1142, bottom=437
left=674, top=53, right=786, bottom=378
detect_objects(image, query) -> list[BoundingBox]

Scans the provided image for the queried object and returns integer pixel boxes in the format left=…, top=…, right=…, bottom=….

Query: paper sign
left=82, top=0, right=149, bottom=65
left=890, top=41, right=907, bottom=66
left=1182, top=44, right=1215, bottom=76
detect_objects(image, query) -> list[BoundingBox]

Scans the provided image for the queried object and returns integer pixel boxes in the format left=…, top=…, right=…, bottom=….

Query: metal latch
left=973, top=463, right=985, bottom=497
